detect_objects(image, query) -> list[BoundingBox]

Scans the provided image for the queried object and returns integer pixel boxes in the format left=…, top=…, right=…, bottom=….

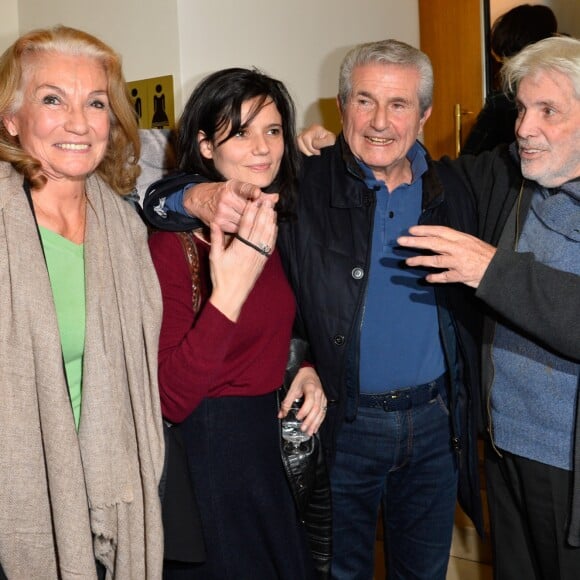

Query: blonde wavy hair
left=0, top=25, right=140, bottom=194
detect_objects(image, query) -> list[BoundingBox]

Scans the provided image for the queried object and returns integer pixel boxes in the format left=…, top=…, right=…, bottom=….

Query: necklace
left=33, top=193, right=88, bottom=244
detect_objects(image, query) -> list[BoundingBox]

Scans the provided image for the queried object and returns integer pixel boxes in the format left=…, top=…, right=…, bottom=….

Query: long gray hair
left=503, top=35, right=580, bottom=99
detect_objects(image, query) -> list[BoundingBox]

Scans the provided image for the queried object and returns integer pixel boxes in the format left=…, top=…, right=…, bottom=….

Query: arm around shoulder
left=142, top=172, right=206, bottom=232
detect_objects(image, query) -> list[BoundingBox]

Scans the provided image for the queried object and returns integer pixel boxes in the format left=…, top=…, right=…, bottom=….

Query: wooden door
left=419, top=0, right=486, bottom=159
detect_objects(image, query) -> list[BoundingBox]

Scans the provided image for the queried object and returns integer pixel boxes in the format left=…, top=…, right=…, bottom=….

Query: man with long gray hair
left=398, top=35, right=580, bottom=579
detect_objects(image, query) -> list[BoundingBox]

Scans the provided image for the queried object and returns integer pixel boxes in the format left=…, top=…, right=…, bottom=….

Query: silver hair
left=502, top=35, right=580, bottom=99
left=338, top=39, right=434, bottom=116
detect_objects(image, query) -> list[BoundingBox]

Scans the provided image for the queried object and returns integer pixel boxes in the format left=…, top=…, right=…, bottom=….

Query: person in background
left=147, top=68, right=328, bottom=579
left=0, top=26, right=164, bottom=579
left=461, top=3, right=557, bottom=155
left=143, top=41, right=483, bottom=580
left=397, top=35, right=580, bottom=579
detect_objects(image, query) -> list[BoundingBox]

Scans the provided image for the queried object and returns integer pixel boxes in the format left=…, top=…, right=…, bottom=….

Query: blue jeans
left=330, top=376, right=458, bottom=580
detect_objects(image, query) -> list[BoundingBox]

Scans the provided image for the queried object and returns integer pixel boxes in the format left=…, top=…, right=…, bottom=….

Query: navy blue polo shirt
left=358, top=142, right=445, bottom=392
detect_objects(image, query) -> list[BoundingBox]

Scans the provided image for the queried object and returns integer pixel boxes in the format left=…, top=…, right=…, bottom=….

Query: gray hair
left=338, top=39, right=434, bottom=116
left=502, top=35, right=580, bottom=99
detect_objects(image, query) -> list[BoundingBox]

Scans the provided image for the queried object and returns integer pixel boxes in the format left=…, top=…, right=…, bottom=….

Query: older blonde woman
left=0, top=26, right=164, bottom=579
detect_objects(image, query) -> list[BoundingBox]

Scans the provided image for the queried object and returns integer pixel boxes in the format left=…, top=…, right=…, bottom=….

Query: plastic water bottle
left=281, top=399, right=311, bottom=452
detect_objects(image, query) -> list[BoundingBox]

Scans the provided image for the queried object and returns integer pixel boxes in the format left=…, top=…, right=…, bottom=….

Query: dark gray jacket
left=440, top=145, right=580, bottom=546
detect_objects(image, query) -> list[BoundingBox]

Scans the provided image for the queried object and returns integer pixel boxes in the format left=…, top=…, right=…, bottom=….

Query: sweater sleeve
left=149, top=231, right=236, bottom=422
left=477, top=247, right=580, bottom=362
left=142, top=172, right=208, bottom=232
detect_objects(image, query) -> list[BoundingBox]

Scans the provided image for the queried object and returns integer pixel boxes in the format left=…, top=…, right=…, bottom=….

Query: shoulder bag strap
left=175, top=231, right=202, bottom=314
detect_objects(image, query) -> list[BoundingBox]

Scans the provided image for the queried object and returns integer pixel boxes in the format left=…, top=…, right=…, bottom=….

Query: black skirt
left=164, top=391, right=316, bottom=580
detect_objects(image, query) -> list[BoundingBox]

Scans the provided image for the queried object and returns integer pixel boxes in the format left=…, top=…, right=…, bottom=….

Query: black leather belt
left=358, top=374, right=444, bottom=412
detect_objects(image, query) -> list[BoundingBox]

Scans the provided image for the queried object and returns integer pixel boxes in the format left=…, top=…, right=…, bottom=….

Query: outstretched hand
left=184, top=179, right=277, bottom=233
left=208, top=196, right=278, bottom=321
left=397, top=225, right=497, bottom=288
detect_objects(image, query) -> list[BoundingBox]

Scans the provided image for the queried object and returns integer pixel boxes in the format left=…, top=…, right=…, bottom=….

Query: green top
left=39, top=226, right=86, bottom=429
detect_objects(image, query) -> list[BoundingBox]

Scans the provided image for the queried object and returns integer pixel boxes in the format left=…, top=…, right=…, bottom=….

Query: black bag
left=279, top=338, right=332, bottom=578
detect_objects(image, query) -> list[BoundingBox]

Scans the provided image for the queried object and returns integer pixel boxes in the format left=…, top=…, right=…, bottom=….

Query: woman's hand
left=209, top=195, right=278, bottom=321
left=278, top=367, right=327, bottom=436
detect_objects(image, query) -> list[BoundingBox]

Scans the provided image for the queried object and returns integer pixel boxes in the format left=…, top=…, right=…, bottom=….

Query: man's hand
left=183, top=179, right=276, bottom=233
left=297, top=124, right=337, bottom=156
left=397, top=225, right=497, bottom=288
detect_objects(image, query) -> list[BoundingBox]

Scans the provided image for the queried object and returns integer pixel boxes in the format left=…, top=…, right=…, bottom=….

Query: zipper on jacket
left=420, top=200, right=463, bottom=457
left=435, top=289, right=463, bottom=459
left=485, top=322, right=503, bottom=458
left=486, top=182, right=526, bottom=458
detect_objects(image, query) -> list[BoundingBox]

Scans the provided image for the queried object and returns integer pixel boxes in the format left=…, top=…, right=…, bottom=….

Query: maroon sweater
left=149, top=231, right=295, bottom=423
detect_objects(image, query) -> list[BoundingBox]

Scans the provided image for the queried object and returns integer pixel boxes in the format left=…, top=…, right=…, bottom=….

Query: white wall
left=0, top=0, right=19, bottom=49
left=176, top=0, right=419, bottom=128
left=4, top=1, right=578, bottom=127
left=4, top=0, right=419, bottom=128
left=13, top=0, right=182, bottom=104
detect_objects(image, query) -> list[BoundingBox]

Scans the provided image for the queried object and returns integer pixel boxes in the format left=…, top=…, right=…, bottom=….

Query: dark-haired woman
left=148, top=68, right=326, bottom=579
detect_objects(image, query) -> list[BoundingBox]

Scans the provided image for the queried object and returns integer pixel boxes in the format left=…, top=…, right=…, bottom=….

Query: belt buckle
left=382, top=390, right=405, bottom=411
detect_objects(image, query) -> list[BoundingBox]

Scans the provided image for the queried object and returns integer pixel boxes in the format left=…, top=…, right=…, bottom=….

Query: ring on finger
left=258, top=242, right=272, bottom=255
left=234, top=233, right=272, bottom=257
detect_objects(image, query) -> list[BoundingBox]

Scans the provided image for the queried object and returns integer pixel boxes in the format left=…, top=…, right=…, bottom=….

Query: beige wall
left=2, top=0, right=419, bottom=128
left=15, top=0, right=181, bottom=94
left=176, top=0, right=419, bottom=128
left=0, top=0, right=19, bottom=48
left=3, top=1, right=578, bottom=126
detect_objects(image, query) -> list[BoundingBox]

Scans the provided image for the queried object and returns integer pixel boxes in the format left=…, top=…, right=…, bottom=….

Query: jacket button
left=351, top=267, right=364, bottom=280
left=333, top=335, right=345, bottom=346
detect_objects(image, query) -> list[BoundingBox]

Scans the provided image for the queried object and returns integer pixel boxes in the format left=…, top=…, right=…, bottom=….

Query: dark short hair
left=176, top=67, right=299, bottom=218
left=491, top=4, right=557, bottom=59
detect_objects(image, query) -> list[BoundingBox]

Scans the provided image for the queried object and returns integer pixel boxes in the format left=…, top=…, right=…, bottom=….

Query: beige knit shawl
left=0, top=162, right=164, bottom=579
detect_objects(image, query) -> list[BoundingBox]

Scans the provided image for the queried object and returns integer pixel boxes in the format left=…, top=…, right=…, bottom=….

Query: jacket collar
left=325, top=134, right=442, bottom=210
left=422, top=152, right=444, bottom=209
left=322, top=133, right=369, bottom=209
